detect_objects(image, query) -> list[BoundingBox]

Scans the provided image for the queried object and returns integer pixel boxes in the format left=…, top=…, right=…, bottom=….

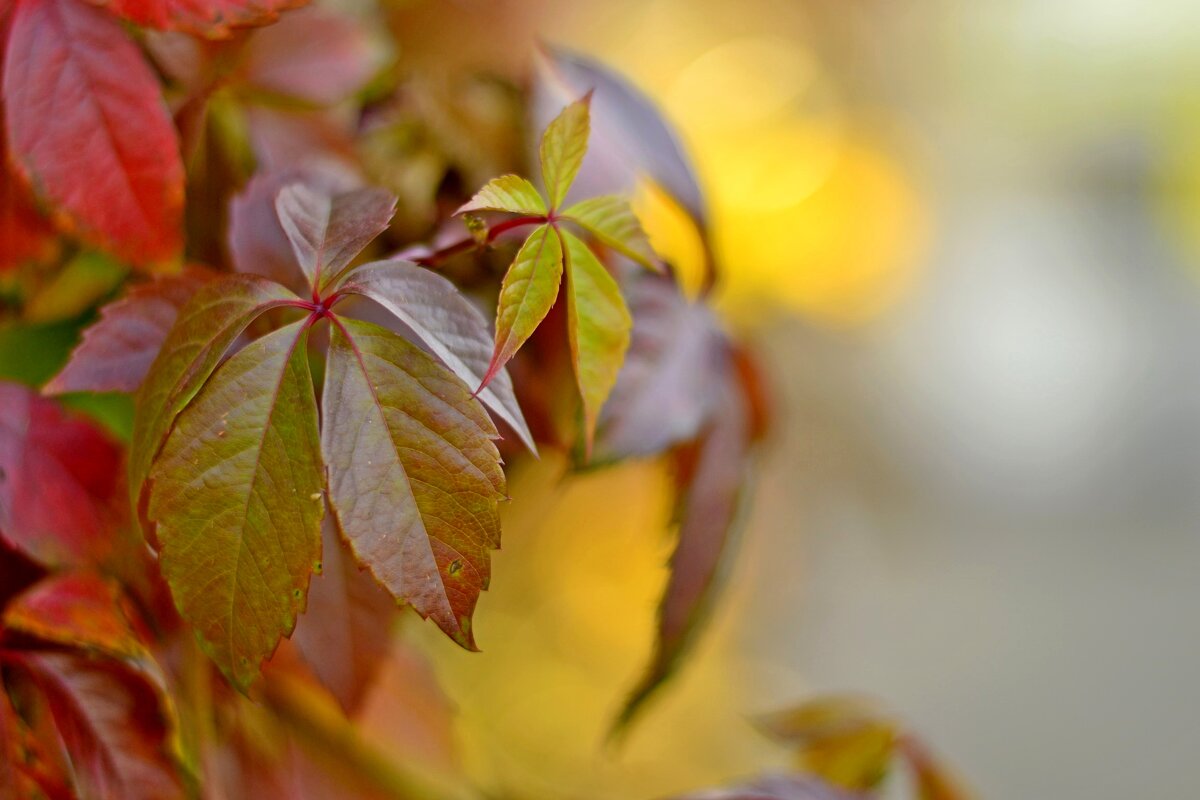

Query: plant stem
left=414, top=215, right=545, bottom=267
left=262, top=674, right=481, bottom=800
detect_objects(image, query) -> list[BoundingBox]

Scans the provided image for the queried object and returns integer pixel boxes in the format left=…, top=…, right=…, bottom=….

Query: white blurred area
left=543, top=0, right=1200, bottom=797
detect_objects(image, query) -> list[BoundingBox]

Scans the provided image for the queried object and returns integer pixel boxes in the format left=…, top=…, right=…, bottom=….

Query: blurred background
left=366, top=1, right=1200, bottom=798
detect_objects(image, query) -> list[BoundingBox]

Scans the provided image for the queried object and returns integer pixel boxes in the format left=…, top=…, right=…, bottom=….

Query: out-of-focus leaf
left=561, top=229, right=631, bottom=455
left=758, top=697, right=898, bottom=791
left=335, top=259, right=535, bottom=453
left=228, top=164, right=360, bottom=293
left=614, top=346, right=760, bottom=732
left=563, top=194, right=660, bottom=271
left=0, top=317, right=82, bottom=386
left=0, top=683, right=20, bottom=800
left=594, top=274, right=720, bottom=463
left=151, top=320, right=323, bottom=690
left=665, top=774, right=862, bottom=800
left=129, top=275, right=300, bottom=533
left=0, top=146, right=57, bottom=274
left=45, top=269, right=214, bottom=396
left=14, top=652, right=183, bottom=799
left=534, top=45, right=707, bottom=230
left=539, top=95, right=591, bottom=210
left=899, top=735, right=973, bottom=800
left=0, top=383, right=123, bottom=568
left=456, top=175, right=546, bottom=216
left=292, top=517, right=397, bottom=714
left=236, top=7, right=386, bottom=105
left=23, top=252, right=128, bottom=324
left=3, top=573, right=147, bottom=662
left=322, top=317, right=504, bottom=650
left=275, top=184, right=396, bottom=294
left=89, top=0, right=305, bottom=38
left=482, top=223, right=563, bottom=389
left=3, top=0, right=184, bottom=268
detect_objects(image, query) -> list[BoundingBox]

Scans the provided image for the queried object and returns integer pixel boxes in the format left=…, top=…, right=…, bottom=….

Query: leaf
left=3, top=573, right=148, bottom=663
left=3, top=0, right=184, bottom=268
left=614, top=351, right=759, bottom=733
left=665, top=774, right=862, bottom=800
left=0, top=683, right=20, bottom=800
left=14, top=652, right=183, bottom=800
left=237, top=7, right=386, bottom=105
left=534, top=45, right=707, bottom=230
left=562, top=195, right=659, bottom=271
left=335, top=259, right=536, bottom=453
left=758, top=697, right=899, bottom=791
left=0, top=164, right=58, bottom=273
left=89, top=0, right=306, bottom=38
left=456, top=175, right=546, bottom=217
left=482, top=223, right=563, bottom=388
left=129, top=275, right=300, bottom=532
left=0, top=383, right=123, bottom=568
left=561, top=229, right=631, bottom=455
left=899, top=735, right=973, bottom=800
left=275, top=184, right=397, bottom=294
left=593, top=274, right=721, bottom=463
left=45, top=269, right=214, bottom=396
left=292, top=517, right=397, bottom=714
left=23, top=251, right=128, bottom=324
left=322, top=317, right=504, bottom=649
left=228, top=165, right=360, bottom=294
left=539, top=95, right=591, bottom=210
left=150, top=320, right=323, bottom=690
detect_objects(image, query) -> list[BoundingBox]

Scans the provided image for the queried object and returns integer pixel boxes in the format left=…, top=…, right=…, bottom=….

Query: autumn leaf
left=3, top=573, right=149, bottom=663
left=0, top=684, right=20, bottom=800
left=292, top=517, right=397, bottom=714
left=664, top=774, right=862, bottom=800
left=0, top=383, right=124, bottom=568
left=2, top=0, right=184, bottom=268
left=562, top=194, right=659, bottom=271
left=322, top=317, right=504, bottom=649
left=483, top=223, right=563, bottom=388
left=334, top=259, right=535, bottom=453
left=150, top=320, right=324, bottom=691
left=0, top=158, right=57, bottom=274
left=13, top=653, right=183, bottom=799
left=45, top=269, right=215, bottom=396
left=129, top=275, right=301, bottom=532
left=457, top=174, right=546, bottom=216
left=539, top=91, right=590, bottom=210
left=275, top=184, right=396, bottom=294
left=90, top=0, right=306, bottom=38
left=561, top=229, right=631, bottom=454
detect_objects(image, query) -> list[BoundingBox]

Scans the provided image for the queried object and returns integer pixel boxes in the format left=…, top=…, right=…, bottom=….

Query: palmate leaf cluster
left=0, top=0, right=972, bottom=796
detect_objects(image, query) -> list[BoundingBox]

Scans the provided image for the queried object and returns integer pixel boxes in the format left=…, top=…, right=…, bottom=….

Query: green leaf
left=539, top=95, right=591, bottom=210
left=482, top=223, right=563, bottom=388
left=561, top=229, right=631, bottom=455
left=456, top=175, right=546, bottom=217
left=129, top=275, right=300, bottom=534
left=322, top=317, right=504, bottom=649
left=150, top=320, right=324, bottom=691
left=562, top=194, right=661, bottom=271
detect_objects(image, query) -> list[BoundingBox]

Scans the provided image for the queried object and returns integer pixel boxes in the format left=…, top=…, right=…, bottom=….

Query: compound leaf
left=45, top=270, right=215, bottom=396
left=3, top=0, right=184, bottom=268
left=335, top=259, right=535, bottom=453
left=561, top=229, right=631, bottom=455
left=322, top=317, right=504, bottom=650
left=456, top=175, right=546, bottom=217
left=482, top=223, right=563, bottom=389
left=563, top=194, right=659, bottom=271
left=539, top=96, right=591, bottom=210
left=275, top=184, right=396, bottom=295
left=150, top=320, right=324, bottom=690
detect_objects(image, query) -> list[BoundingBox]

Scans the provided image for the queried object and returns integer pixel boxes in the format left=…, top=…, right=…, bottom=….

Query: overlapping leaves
left=457, top=95, right=660, bottom=452
left=124, top=184, right=521, bottom=689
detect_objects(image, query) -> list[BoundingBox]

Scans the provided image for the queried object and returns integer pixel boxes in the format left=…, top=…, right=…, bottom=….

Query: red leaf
left=45, top=269, right=215, bottom=396
left=13, top=652, right=183, bottom=800
left=0, top=383, right=123, bottom=568
left=0, top=685, right=19, bottom=800
left=0, top=165, right=57, bottom=274
left=291, top=517, right=397, bottom=714
left=3, top=574, right=147, bottom=662
left=89, top=0, right=306, bottom=38
left=2, top=0, right=184, bottom=268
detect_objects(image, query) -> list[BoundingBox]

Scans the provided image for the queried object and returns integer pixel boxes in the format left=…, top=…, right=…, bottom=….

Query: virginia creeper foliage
left=0, top=2, right=970, bottom=797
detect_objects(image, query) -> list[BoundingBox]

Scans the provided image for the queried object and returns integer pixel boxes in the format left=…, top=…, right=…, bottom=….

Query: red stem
left=414, top=215, right=546, bottom=267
